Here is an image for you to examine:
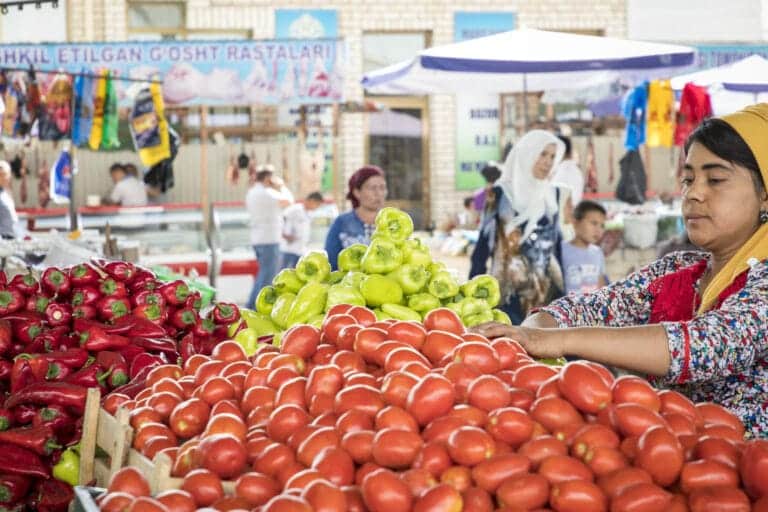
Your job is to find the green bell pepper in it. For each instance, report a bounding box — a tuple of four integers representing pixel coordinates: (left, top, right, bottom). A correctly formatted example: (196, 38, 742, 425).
(361, 238, 403, 274)
(234, 327, 259, 356)
(407, 293, 442, 313)
(493, 309, 512, 325)
(273, 269, 304, 294)
(381, 303, 422, 322)
(389, 264, 430, 295)
(461, 274, 501, 308)
(53, 446, 80, 486)
(428, 261, 447, 277)
(403, 238, 433, 266)
(255, 285, 279, 314)
(463, 309, 494, 327)
(338, 243, 367, 272)
(428, 270, 460, 299)
(287, 282, 329, 325)
(295, 251, 331, 283)
(342, 271, 367, 290)
(375, 207, 414, 243)
(326, 284, 366, 310)
(270, 292, 296, 329)
(327, 270, 346, 284)
(360, 274, 403, 307)
(241, 309, 280, 336)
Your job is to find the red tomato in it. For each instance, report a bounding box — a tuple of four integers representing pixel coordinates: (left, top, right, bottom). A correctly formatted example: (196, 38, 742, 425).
(508, 387, 536, 411)
(325, 303, 354, 317)
(695, 402, 745, 437)
(413, 484, 462, 512)
(233, 472, 280, 507)
(489, 338, 526, 370)
(422, 330, 464, 365)
(372, 341, 410, 367)
(663, 412, 697, 437)
(262, 494, 313, 512)
(335, 384, 385, 417)
(341, 430, 375, 464)
(519, 435, 568, 469)
(741, 440, 768, 499)
(169, 398, 210, 439)
(695, 437, 740, 470)
(346, 305, 377, 326)
(536, 374, 562, 399)
(400, 468, 437, 497)
(155, 489, 196, 512)
(754, 496, 768, 512)
(387, 321, 427, 350)
(413, 442, 452, 478)
(447, 404, 487, 427)
(470, 453, 530, 493)
(99, 492, 135, 512)
(381, 371, 419, 408)
(440, 466, 473, 493)
(133, 423, 177, 452)
(495, 473, 550, 510)
(312, 446, 356, 486)
(344, 372, 378, 388)
(442, 362, 481, 401)
(486, 407, 534, 448)
(361, 468, 414, 512)
(210, 399, 243, 419)
(198, 434, 247, 479)
(530, 396, 584, 433)
(142, 436, 177, 460)
(130, 406, 163, 430)
(700, 424, 743, 442)
(385, 347, 432, 374)
(466, 374, 510, 411)
(611, 375, 661, 412)
(614, 403, 666, 438)
(336, 325, 363, 352)
(297, 427, 341, 467)
(181, 469, 224, 507)
(658, 389, 698, 421)
(321, 313, 357, 345)
(281, 324, 321, 359)
(682, 459, 741, 494)
(275, 376, 308, 409)
(126, 497, 167, 512)
(146, 364, 183, 387)
(423, 308, 464, 335)
(538, 454, 593, 484)
(108, 467, 151, 497)
(304, 364, 344, 402)
(446, 426, 495, 466)
(608, 482, 671, 512)
(558, 361, 612, 414)
(584, 361, 615, 387)
(688, 486, 750, 512)
(635, 426, 684, 487)
(406, 374, 456, 426)
(584, 446, 628, 477)
(375, 406, 419, 432)
(211, 340, 248, 362)
(352, 327, 389, 362)
(461, 486, 494, 512)
(266, 404, 310, 443)
(285, 468, 324, 491)
(195, 377, 235, 406)
(450, 342, 500, 374)
(596, 467, 653, 499)
(254, 442, 296, 477)
(204, 413, 247, 442)
(336, 409, 375, 435)
(571, 424, 620, 459)
(152, 378, 184, 398)
(549, 480, 607, 512)
(371, 428, 423, 469)
(302, 479, 348, 512)
(512, 364, 558, 393)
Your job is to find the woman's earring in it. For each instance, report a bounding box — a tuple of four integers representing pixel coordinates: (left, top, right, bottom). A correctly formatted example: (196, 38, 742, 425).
(760, 210, 768, 224)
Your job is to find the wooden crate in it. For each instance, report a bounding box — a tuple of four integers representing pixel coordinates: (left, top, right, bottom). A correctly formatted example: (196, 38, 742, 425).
(82, 400, 133, 488)
(126, 450, 236, 495)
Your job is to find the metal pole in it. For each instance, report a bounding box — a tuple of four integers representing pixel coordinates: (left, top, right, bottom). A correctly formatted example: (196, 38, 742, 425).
(522, 73, 529, 132)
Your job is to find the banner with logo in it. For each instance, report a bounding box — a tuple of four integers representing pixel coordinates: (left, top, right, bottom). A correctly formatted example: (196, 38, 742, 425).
(454, 12, 515, 190)
(50, 147, 76, 204)
(0, 39, 345, 106)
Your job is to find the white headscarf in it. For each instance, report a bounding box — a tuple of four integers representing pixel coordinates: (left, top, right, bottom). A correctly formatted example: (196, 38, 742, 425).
(498, 130, 566, 242)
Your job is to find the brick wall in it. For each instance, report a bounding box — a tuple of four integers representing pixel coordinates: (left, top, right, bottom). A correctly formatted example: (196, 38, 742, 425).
(67, 0, 627, 223)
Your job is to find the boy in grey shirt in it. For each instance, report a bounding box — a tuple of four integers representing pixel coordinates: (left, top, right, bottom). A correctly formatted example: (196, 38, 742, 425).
(561, 200, 607, 295)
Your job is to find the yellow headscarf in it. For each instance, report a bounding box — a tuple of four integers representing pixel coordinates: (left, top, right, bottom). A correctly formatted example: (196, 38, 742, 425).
(698, 103, 768, 312)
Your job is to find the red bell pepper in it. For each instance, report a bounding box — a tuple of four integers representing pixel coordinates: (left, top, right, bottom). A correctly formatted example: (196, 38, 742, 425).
(0, 289, 24, 316)
(131, 336, 177, 357)
(117, 344, 145, 366)
(80, 326, 129, 351)
(129, 275, 158, 293)
(132, 303, 167, 325)
(171, 307, 197, 330)
(4, 381, 88, 415)
(0, 425, 60, 455)
(96, 351, 129, 388)
(0, 474, 30, 506)
(97, 296, 130, 321)
(132, 289, 166, 308)
(24, 294, 50, 315)
(129, 352, 165, 379)
(35, 478, 73, 512)
(211, 302, 239, 325)
(193, 317, 216, 338)
(185, 292, 203, 311)
(64, 363, 110, 390)
(159, 280, 190, 306)
(125, 315, 166, 338)
(72, 304, 97, 320)
(11, 318, 43, 346)
(99, 278, 127, 298)
(0, 409, 13, 431)
(44, 303, 72, 328)
(40, 268, 70, 296)
(12, 406, 36, 426)
(31, 405, 75, 437)
(0, 360, 11, 382)
(9, 359, 34, 394)
(73, 317, 133, 336)
(0, 319, 10, 356)
(104, 261, 136, 282)
(31, 348, 89, 369)
(70, 286, 100, 307)
(109, 364, 153, 399)
(8, 274, 38, 297)
(179, 332, 200, 363)
(68, 263, 100, 286)
(0, 442, 49, 478)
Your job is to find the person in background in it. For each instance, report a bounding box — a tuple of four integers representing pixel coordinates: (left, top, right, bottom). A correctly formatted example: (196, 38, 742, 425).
(325, 166, 387, 270)
(0, 161, 18, 230)
(104, 162, 148, 207)
(456, 196, 478, 229)
(280, 191, 325, 269)
(472, 162, 502, 215)
(561, 200, 607, 295)
(246, 166, 294, 308)
(551, 135, 585, 207)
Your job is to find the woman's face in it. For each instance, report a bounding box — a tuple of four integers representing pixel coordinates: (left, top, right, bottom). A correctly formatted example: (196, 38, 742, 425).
(354, 175, 387, 211)
(682, 142, 767, 254)
(532, 143, 557, 180)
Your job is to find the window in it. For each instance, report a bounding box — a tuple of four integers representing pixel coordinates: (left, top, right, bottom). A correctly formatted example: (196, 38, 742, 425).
(362, 32, 430, 74)
(0, 1, 67, 43)
(127, 1, 250, 41)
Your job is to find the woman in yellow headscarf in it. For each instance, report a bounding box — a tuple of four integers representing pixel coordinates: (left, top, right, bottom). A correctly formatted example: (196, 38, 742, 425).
(474, 103, 768, 437)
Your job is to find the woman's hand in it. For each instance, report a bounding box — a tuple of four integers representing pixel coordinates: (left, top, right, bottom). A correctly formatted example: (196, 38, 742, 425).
(471, 322, 566, 360)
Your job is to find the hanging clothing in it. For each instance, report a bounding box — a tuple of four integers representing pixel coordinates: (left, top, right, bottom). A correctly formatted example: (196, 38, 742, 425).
(646, 80, 675, 148)
(88, 70, 107, 150)
(584, 138, 598, 193)
(101, 72, 120, 149)
(615, 149, 647, 205)
(130, 83, 171, 168)
(674, 83, 712, 146)
(72, 72, 94, 146)
(39, 73, 72, 141)
(622, 82, 648, 150)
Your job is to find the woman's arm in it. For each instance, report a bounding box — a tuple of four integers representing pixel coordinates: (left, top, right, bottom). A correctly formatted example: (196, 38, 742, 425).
(473, 323, 671, 376)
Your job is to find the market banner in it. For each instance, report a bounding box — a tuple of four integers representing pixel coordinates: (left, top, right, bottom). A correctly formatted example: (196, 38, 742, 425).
(0, 39, 345, 106)
(453, 12, 515, 190)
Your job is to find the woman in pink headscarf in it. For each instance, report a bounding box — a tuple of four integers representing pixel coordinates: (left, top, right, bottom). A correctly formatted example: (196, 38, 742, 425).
(324, 166, 388, 270)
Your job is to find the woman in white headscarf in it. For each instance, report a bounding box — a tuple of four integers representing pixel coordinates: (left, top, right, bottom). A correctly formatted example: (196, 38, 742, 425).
(469, 130, 567, 323)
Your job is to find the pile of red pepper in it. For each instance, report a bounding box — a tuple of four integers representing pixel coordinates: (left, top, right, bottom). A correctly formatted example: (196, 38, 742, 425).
(0, 260, 239, 511)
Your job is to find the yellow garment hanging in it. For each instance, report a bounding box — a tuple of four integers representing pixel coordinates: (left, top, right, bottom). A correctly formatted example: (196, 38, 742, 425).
(699, 103, 768, 312)
(646, 80, 675, 148)
(88, 70, 107, 151)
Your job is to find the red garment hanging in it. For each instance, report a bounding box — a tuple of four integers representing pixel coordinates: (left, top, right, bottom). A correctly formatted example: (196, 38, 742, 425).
(674, 83, 712, 147)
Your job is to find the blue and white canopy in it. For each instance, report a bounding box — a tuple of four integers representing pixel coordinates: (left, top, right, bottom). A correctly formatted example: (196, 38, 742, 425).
(362, 29, 696, 95)
(671, 54, 768, 93)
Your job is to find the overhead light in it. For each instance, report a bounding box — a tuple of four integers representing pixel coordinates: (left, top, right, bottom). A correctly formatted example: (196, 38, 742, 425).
(51, 0, 58, 6)
(36, 2, 41, 8)
(0, 6, 8, 15)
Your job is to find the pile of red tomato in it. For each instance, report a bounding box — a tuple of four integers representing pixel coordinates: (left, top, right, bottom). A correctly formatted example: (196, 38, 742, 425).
(96, 305, 768, 512)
